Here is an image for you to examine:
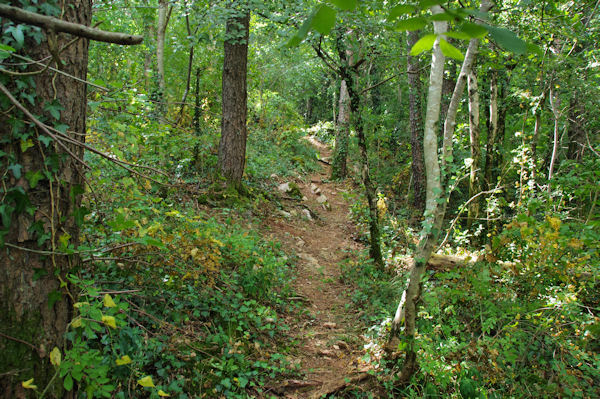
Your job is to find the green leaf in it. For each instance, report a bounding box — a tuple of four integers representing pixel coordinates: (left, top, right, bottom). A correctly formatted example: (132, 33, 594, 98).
(460, 22, 488, 38)
(445, 31, 471, 40)
(0, 43, 16, 53)
(439, 38, 464, 61)
(287, 10, 314, 47)
(394, 17, 427, 31)
(387, 5, 416, 21)
(526, 42, 543, 55)
(237, 376, 249, 388)
(20, 139, 34, 153)
(329, 0, 357, 11)
(8, 164, 22, 179)
(312, 5, 337, 35)
(486, 25, 526, 54)
(410, 34, 437, 56)
(63, 375, 73, 391)
(25, 170, 44, 189)
(12, 25, 24, 46)
(420, 0, 445, 8)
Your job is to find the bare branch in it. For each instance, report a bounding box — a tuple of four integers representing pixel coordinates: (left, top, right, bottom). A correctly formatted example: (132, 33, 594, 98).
(0, 4, 143, 45)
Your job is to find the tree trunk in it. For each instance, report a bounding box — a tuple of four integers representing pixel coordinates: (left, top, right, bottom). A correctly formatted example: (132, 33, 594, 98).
(467, 69, 482, 225)
(218, 4, 250, 190)
(548, 87, 561, 189)
(392, 7, 447, 382)
(484, 69, 499, 189)
(0, 1, 91, 397)
(156, 0, 169, 121)
(335, 32, 383, 268)
(331, 79, 350, 180)
(407, 30, 426, 213)
(567, 94, 585, 161)
(391, 1, 493, 383)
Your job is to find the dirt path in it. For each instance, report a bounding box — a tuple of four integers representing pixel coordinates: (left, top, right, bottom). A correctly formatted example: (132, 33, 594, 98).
(262, 138, 369, 398)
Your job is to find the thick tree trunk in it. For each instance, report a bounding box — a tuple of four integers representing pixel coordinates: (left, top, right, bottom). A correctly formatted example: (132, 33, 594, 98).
(218, 5, 250, 189)
(467, 69, 482, 225)
(0, 1, 91, 397)
(331, 79, 350, 180)
(407, 30, 426, 213)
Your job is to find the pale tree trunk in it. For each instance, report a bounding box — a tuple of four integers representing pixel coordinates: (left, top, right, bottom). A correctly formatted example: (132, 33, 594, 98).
(218, 4, 250, 189)
(331, 79, 350, 180)
(467, 69, 481, 225)
(0, 1, 91, 397)
(548, 87, 561, 189)
(407, 30, 426, 213)
(530, 89, 546, 184)
(484, 69, 498, 189)
(392, 5, 447, 383)
(391, 0, 494, 383)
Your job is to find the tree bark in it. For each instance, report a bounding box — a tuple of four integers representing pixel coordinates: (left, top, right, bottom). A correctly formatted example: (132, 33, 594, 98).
(407, 30, 426, 213)
(548, 87, 561, 189)
(567, 94, 585, 161)
(392, 7, 447, 382)
(331, 79, 350, 180)
(218, 4, 250, 189)
(335, 32, 384, 268)
(156, 0, 169, 121)
(467, 69, 482, 225)
(391, 1, 493, 383)
(0, 1, 91, 397)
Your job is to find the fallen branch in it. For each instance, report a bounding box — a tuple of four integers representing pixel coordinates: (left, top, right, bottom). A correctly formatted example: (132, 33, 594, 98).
(0, 4, 143, 45)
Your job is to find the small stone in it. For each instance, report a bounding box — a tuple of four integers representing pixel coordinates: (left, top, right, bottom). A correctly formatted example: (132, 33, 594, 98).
(278, 182, 291, 193)
(323, 322, 337, 329)
(301, 209, 312, 220)
(270, 173, 279, 179)
(278, 210, 291, 218)
(316, 194, 328, 204)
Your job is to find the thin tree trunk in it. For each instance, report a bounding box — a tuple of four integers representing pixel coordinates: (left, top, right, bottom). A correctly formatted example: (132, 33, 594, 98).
(0, 1, 91, 397)
(548, 87, 561, 189)
(156, 0, 170, 121)
(467, 69, 482, 225)
(391, 1, 493, 383)
(331, 79, 350, 179)
(484, 69, 498, 189)
(218, 5, 250, 189)
(176, 13, 195, 125)
(567, 93, 585, 161)
(393, 6, 447, 381)
(335, 32, 384, 268)
(407, 30, 426, 212)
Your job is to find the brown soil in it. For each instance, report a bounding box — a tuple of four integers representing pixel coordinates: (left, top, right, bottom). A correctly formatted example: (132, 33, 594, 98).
(260, 138, 371, 398)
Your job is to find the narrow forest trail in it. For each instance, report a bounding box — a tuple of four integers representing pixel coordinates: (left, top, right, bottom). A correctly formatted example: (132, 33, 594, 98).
(261, 137, 372, 398)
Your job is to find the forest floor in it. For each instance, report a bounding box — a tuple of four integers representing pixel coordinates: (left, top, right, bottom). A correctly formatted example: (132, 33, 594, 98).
(260, 137, 375, 398)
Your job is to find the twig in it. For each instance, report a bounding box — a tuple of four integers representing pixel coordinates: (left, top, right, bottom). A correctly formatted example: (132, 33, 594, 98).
(0, 331, 39, 352)
(5, 52, 109, 91)
(438, 186, 504, 248)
